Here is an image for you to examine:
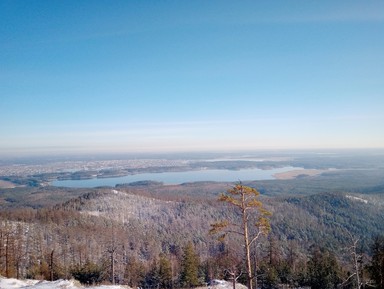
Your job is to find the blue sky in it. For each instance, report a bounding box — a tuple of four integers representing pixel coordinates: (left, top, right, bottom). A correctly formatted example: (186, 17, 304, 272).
(1, 0, 384, 156)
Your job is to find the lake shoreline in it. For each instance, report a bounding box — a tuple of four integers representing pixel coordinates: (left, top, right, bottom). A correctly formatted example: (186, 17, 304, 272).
(273, 169, 326, 180)
(51, 166, 304, 188)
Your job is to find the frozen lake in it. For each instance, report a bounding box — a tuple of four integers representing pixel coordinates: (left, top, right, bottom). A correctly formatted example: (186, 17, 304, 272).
(52, 166, 302, 188)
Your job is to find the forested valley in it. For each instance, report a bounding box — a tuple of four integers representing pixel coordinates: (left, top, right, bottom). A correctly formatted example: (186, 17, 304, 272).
(1, 165, 384, 289)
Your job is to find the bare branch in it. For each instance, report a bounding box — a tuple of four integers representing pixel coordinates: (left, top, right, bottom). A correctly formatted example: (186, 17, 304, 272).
(249, 231, 262, 247)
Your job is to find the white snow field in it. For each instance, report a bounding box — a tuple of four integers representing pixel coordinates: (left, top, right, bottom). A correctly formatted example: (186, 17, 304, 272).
(0, 277, 245, 289)
(0, 277, 129, 289)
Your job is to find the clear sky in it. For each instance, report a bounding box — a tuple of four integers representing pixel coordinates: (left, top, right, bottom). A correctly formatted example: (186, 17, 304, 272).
(1, 0, 384, 156)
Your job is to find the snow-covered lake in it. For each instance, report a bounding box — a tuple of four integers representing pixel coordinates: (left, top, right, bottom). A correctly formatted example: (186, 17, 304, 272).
(52, 166, 302, 188)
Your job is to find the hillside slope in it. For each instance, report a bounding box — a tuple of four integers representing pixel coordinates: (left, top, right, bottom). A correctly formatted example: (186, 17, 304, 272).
(1, 185, 383, 286)
(56, 187, 384, 255)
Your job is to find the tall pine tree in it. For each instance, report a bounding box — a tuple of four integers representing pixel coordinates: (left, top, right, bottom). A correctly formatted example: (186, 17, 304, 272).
(210, 183, 271, 289)
(159, 253, 173, 289)
(180, 242, 200, 288)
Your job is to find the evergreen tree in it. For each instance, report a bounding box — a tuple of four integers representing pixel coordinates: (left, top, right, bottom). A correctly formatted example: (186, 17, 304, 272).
(307, 247, 341, 289)
(368, 235, 384, 289)
(210, 183, 271, 289)
(180, 242, 200, 288)
(159, 253, 173, 289)
(124, 256, 145, 288)
(144, 259, 160, 289)
(70, 260, 103, 285)
(258, 262, 279, 289)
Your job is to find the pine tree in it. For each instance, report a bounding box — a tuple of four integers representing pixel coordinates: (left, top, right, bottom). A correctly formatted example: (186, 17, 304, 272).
(307, 247, 341, 289)
(124, 256, 145, 288)
(159, 253, 173, 289)
(368, 235, 384, 289)
(210, 183, 271, 289)
(180, 242, 200, 288)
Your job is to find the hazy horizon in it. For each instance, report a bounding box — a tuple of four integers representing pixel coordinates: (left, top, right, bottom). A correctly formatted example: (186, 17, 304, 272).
(1, 147, 384, 161)
(1, 1, 383, 156)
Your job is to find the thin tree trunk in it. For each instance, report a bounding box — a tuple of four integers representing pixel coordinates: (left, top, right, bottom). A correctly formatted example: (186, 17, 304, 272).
(254, 246, 258, 289)
(5, 233, 10, 278)
(50, 250, 54, 281)
(242, 193, 253, 289)
(111, 249, 115, 285)
(352, 243, 360, 289)
(233, 275, 236, 289)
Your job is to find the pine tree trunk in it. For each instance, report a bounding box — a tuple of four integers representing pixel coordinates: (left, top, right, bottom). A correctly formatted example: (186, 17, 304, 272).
(244, 230, 252, 289)
(50, 250, 54, 281)
(242, 194, 253, 289)
(5, 233, 11, 278)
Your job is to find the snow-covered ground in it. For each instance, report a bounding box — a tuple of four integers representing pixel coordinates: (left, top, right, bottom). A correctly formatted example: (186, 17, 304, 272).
(346, 194, 368, 204)
(0, 277, 129, 289)
(0, 277, 245, 289)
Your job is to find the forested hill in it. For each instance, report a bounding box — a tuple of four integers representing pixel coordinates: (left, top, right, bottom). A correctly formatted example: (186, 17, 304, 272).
(1, 183, 383, 286)
(55, 187, 384, 254)
(270, 192, 384, 251)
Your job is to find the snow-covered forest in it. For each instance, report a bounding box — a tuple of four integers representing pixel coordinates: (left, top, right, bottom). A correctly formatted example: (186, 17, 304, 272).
(1, 182, 384, 288)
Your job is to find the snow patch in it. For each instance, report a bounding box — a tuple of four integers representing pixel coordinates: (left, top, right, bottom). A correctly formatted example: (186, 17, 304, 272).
(111, 190, 128, 197)
(0, 277, 129, 289)
(0, 277, 244, 289)
(23, 279, 79, 289)
(85, 210, 101, 217)
(204, 280, 248, 289)
(86, 285, 130, 289)
(0, 277, 39, 288)
(346, 195, 368, 204)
